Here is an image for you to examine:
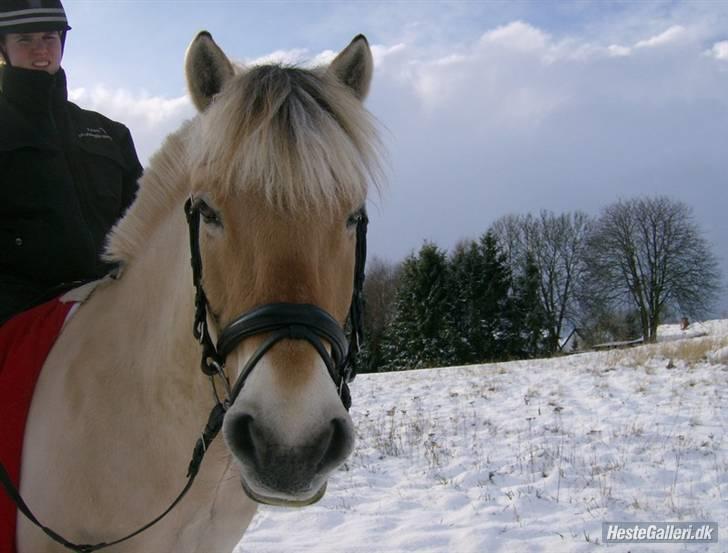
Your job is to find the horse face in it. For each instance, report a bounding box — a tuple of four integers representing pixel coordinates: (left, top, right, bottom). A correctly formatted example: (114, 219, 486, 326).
(207, 197, 358, 506)
(185, 32, 376, 507)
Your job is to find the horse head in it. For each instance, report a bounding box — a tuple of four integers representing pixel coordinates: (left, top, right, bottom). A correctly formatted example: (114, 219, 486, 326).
(182, 32, 380, 507)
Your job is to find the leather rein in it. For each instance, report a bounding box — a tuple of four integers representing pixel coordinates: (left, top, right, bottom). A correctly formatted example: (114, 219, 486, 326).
(0, 198, 368, 552)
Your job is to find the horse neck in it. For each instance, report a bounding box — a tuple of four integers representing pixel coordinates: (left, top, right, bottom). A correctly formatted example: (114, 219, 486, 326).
(40, 204, 257, 550)
(105, 203, 211, 433)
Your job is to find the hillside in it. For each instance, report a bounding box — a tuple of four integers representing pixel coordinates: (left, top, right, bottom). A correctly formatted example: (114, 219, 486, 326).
(237, 321, 728, 552)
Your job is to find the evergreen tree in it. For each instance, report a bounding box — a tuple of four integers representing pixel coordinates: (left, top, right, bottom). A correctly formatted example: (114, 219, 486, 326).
(448, 232, 515, 363)
(477, 231, 512, 361)
(358, 258, 401, 373)
(380, 242, 455, 370)
(508, 252, 548, 356)
(449, 240, 484, 364)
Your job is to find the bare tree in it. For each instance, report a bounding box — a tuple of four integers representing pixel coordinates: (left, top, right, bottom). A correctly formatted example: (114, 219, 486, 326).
(361, 256, 401, 372)
(531, 211, 592, 351)
(490, 213, 529, 272)
(491, 211, 592, 352)
(585, 196, 720, 342)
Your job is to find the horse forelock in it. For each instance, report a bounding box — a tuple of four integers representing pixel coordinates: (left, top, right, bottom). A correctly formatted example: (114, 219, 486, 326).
(105, 62, 383, 266)
(189, 64, 382, 213)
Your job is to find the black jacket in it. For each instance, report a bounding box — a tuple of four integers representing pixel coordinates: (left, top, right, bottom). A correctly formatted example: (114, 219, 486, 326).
(0, 66, 142, 323)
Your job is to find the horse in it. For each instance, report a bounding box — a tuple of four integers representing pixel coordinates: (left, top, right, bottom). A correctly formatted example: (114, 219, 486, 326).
(15, 31, 382, 552)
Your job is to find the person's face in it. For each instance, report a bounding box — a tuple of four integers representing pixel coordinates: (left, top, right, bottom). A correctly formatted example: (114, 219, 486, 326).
(3, 31, 62, 74)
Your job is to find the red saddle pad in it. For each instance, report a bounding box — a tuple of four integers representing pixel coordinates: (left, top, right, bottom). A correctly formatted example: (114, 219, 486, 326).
(0, 298, 74, 553)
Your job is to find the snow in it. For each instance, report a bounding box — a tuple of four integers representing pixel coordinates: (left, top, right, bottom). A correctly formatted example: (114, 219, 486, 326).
(657, 320, 728, 343)
(235, 320, 728, 552)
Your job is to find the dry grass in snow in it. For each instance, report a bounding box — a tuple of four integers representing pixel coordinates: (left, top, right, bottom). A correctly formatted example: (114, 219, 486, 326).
(238, 321, 728, 552)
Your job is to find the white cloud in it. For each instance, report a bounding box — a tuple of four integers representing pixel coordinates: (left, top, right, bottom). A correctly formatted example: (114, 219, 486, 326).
(69, 86, 194, 163)
(608, 44, 631, 57)
(69, 86, 192, 129)
(370, 18, 728, 125)
(308, 49, 337, 67)
(243, 45, 401, 69)
(480, 21, 549, 52)
(634, 25, 686, 49)
(473, 21, 695, 65)
(557, 25, 696, 64)
(244, 48, 310, 67)
(706, 40, 728, 60)
(431, 53, 467, 67)
(384, 22, 580, 120)
(371, 43, 407, 66)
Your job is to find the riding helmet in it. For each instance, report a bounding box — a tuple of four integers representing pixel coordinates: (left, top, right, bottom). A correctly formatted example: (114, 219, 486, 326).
(0, 0, 71, 34)
(0, 0, 71, 64)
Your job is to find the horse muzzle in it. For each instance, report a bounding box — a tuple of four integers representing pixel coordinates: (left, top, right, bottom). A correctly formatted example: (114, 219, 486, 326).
(224, 412, 354, 507)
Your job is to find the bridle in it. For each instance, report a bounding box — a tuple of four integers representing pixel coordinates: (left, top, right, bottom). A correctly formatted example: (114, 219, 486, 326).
(185, 196, 368, 412)
(0, 198, 369, 552)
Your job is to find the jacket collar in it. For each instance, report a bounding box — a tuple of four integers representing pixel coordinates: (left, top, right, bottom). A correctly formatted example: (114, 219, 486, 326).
(0, 66, 68, 119)
(0, 67, 70, 151)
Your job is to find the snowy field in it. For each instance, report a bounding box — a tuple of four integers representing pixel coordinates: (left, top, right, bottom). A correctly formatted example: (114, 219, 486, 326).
(236, 321, 728, 552)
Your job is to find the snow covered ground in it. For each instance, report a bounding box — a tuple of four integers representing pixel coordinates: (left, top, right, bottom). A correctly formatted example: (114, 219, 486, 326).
(236, 321, 728, 552)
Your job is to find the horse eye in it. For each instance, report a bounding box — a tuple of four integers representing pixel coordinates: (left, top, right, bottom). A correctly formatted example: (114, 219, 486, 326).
(346, 211, 362, 229)
(197, 200, 222, 227)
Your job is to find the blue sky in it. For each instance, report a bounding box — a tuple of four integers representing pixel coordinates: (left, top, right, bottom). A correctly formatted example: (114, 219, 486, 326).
(59, 1, 728, 313)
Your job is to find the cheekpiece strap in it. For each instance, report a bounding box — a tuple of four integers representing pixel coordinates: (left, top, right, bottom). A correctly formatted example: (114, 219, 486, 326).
(185, 198, 224, 376)
(345, 209, 368, 382)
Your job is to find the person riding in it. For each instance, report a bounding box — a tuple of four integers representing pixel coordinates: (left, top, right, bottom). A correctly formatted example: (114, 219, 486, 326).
(0, 0, 142, 325)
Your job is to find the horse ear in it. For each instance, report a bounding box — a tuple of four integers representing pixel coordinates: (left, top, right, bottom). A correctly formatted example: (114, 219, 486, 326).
(327, 34, 373, 101)
(185, 31, 235, 112)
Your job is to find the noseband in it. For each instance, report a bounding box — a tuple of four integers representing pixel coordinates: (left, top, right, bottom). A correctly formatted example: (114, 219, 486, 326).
(184, 197, 368, 412)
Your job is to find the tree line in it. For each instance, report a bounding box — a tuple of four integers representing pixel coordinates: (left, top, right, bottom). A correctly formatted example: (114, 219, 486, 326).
(358, 196, 721, 372)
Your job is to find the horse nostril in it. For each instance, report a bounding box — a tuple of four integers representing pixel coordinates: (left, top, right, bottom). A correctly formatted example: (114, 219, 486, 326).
(317, 417, 353, 474)
(226, 414, 260, 468)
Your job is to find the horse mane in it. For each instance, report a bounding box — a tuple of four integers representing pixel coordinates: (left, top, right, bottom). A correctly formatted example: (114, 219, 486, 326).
(104, 124, 190, 265)
(105, 63, 383, 265)
(192, 64, 382, 210)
